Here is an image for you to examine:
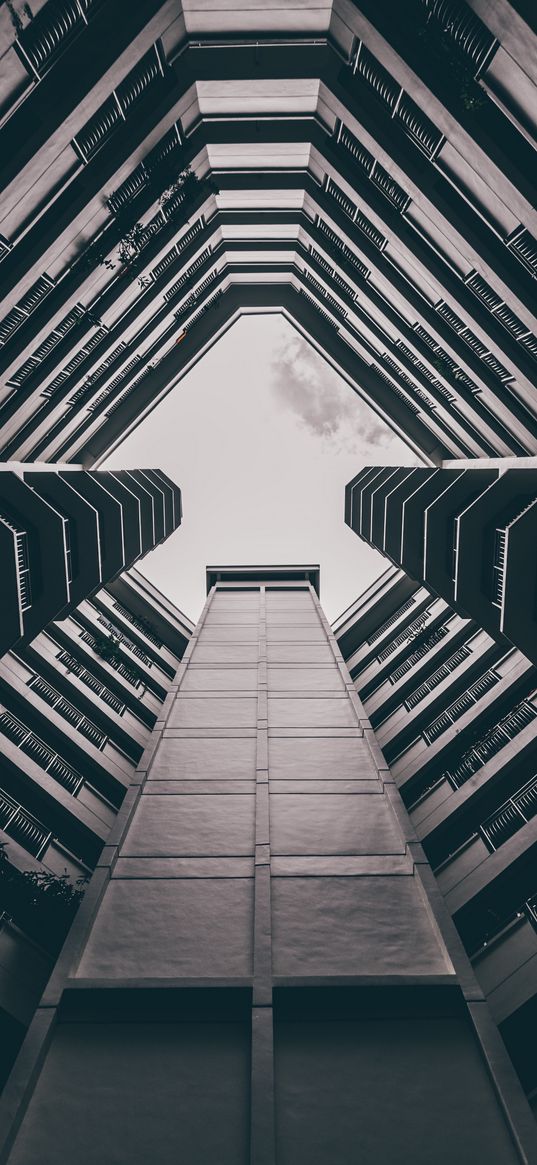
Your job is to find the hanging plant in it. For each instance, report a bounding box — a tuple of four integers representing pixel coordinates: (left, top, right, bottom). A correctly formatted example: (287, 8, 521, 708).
(0, 843, 87, 956)
(116, 223, 146, 266)
(92, 632, 124, 664)
(158, 166, 200, 209)
(416, 14, 487, 114)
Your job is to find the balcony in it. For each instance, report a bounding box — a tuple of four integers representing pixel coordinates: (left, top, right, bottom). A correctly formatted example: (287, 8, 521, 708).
(78, 629, 144, 688)
(27, 675, 107, 750)
(0, 788, 51, 859)
(72, 45, 165, 164)
(0, 515, 32, 613)
(480, 774, 537, 851)
(15, 0, 103, 80)
(388, 625, 450, 683)
(434, 774, 537, 898)
(404, 644, 472, 710)
(95, 614, 152, 666)
(439, 698, 537, 790)
(471, 895, 537, 1025)
(0, 705, 119, 836)
(110, 600, 162, 648)
(55, 649, 125, 713)
(422, 669, 501, 745)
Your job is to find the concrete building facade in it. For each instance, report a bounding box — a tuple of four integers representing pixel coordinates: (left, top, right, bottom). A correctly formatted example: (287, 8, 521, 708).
(0, 0, 535, 470)
(334, 566, 537, 1125)
(0, 567, 192, 1092)
(0, 464, 182, 657)
(0, 0, 536, 1156)
(345, 459, 537, 663)
(0, 566, 535, 1164)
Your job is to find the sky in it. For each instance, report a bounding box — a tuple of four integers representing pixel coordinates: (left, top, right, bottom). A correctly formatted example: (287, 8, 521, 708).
(102, 315, 420, 624)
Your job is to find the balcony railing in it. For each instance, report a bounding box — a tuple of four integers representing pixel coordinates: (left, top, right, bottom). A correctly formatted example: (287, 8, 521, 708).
(0, 513, 32, 612)
(480, 773, 537, 851)
(422, 669, 500, 744)
(491, 498, 537, 608)
(55, 650, 125, 713)
(15, 0, 103, 80)
(367, 596, 417, 645)
(491, 528, 507, 609)
(377, 608, 437, 663)
(72, 45, 165, 163)
(95, 615, 152, 666)
(420, 0, 498, 76)
(388, 625, 449, 683)
(352, 42, 445, 160)
(78, 631, 143, 688)
(335, 122, 411, 214)
(404, 644, 471, 709)
(0, 787, 51, 859)
(470, 891, 537, 959)
(0, 708, 84, 796)
(27, 675, 107, 749)
(111, 601, 163, 648)
(440, 697, 537, 789)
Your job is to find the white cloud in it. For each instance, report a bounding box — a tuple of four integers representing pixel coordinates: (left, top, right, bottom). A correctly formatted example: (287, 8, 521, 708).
(269, 331, 396, 453)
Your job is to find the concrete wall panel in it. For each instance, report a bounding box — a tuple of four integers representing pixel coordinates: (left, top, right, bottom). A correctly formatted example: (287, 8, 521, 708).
(10, 1022, 250, 1165)
(274, 1017, 519, 1165)
(78, 877, 254, 978)
(147, 736, 256, 780)
(272, 875, 450, 976)
(122, 794, 256, 856)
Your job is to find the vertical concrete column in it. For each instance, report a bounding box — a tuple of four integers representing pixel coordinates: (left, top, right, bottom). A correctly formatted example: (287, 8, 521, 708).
(251, 585, 276, 1165)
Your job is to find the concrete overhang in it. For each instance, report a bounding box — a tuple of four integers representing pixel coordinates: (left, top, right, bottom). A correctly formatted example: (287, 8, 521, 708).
(361, 468, 398, 545)
(423, 469, 499, 608)
(67, 472, 126, 582)
(384, 468, 436, 569)
(23, 471, 102, 614)
(206, 564, 320, 594)
(455, 469, 537, 650)
(103, 473, 144, 563)
(139, 470, 177, 537)
(0, 472, 69, 650)
(372, 467, 419, 558)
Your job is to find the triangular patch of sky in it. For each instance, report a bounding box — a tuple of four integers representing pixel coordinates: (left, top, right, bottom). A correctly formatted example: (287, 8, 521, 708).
(102, 315, 420, 623)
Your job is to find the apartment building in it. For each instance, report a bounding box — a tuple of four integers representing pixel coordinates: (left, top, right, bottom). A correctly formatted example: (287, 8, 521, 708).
(0, 567, 193, 1090)
(0, 0, 536, 1157)
(345, 459, 537, 662)
(0, 0, 534, 471)
(0, 464, 182, 656)
(0, 566, 535, 1165)
(334, 566, 537, 1118)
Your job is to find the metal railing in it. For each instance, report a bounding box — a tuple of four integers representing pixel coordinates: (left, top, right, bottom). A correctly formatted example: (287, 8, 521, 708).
(0, 514, 32, 612)
(28, 675, 107, 749)
(420, 0, 498, 76)
(388, 625, 449, 683)
(470, 891, 537, 959)
(423, 669, 500, 743)
(377, 609, 436, 662)
(0, 787, 51, 859)
(491, 528, 507, 609)
(56, 650, 125, 713)
(441, 698, 537, 789)
(111, 602, 163, 648)
(480, 774, 537, 851)
(14, 0, 103, 80)
(79, 631, 143, 688)
(0, 709, 84, 796)
(95, 615, 152, 666)
(404, 645, 471, 709)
